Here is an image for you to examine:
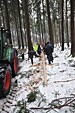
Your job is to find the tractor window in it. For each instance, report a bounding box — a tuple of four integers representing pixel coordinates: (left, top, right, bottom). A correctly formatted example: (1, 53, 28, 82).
(7, 38, 10, 45)
(3, 32, 11, 60)
(3, 33, 10, 46)
(3, 33, 6, 46)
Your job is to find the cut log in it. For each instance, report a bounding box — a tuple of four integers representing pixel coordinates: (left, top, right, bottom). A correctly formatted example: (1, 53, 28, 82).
(42, 52, 47, 85)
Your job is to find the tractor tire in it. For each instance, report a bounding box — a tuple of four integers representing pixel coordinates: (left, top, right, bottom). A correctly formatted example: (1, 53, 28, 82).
(11, 53, 18, 78)
(0, 65, 11, 98)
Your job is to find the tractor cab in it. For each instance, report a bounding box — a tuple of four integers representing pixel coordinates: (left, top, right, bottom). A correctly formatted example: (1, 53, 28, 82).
(0, 27, 11, 61)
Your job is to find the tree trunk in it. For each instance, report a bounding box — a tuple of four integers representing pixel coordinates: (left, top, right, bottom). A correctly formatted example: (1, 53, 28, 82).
(23, 11, 27, 47)
(66, 0, 69, 47)
(3, 0, 12, 44)
(54, 20, 57, 44)
(11, 0, 21, 49)
(0, 14, 1, 26)
(17, 0, 24, 49)
(0, 1, 1, 26)
(71, 0, 75, 56)
(42, 0, 46, 43)
(61, 0, 64, 51)
(59, 23, 62, 45)
(3, 0, 10, 30)
(22, 2, 27, 47)
(36, 9, 41, 44)
(0, 3, 5, 27)
(24, 0, 32, 51)
(46, 0, 54, 45)
(40, 12, 42, 44)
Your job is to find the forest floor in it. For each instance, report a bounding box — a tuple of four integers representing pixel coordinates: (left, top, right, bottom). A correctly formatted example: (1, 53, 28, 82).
(0, 44, 75, 113)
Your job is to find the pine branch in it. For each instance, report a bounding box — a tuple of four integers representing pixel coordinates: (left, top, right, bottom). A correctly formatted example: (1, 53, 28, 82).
(30, 96, 75, 110)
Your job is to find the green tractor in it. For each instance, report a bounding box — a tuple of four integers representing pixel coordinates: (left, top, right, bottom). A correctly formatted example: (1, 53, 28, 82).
(0, 27, 18, 98)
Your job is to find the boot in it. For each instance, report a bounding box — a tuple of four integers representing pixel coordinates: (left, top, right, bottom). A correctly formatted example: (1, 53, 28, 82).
(49, 60, 51, 64)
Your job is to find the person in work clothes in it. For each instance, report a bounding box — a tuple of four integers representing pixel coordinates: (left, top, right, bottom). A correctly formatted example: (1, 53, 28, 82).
(28, 44, 39, 65)
(37, 44, 41, 55)
(28, 49, 36, 65)
(33, 44, 40, 57)
(44, 42, 53, 64)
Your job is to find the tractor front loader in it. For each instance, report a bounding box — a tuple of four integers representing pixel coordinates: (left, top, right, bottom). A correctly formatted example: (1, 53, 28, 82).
(0, 27, 18, 98)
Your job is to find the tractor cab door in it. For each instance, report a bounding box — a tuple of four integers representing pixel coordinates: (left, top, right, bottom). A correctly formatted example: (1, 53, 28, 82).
(3, 31, 11, 61)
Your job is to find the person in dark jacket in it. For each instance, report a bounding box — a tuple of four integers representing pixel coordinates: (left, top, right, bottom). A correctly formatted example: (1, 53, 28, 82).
(28, 50, 36, 65)
(37, 44, 41, 55)
(44, 42, 53, 64)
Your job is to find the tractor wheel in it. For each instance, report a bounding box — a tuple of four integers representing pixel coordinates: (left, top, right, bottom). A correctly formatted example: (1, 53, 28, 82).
(12, 53, 18, 77)
(0, 65, 11, 98)
(14, 55, 17, 73)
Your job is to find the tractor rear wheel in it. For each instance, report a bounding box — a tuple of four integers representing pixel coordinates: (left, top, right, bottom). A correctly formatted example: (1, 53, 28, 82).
(14, 55, 17, 73)
(0, 65, 11, 98)
(11, 53, 18, 77)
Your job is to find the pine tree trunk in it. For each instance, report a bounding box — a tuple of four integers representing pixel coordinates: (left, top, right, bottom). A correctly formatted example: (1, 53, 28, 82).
(58, 3, 62, 45)
(1, 4, 5, 27)
(54, 21, 57, 44)
(3, 0, 10, 29)
(35, 27, 38, 42)
(71, 0, 75, 56)
(46, 0, 54, 45)
(14, 14, 21, 49)
(0, 15, 1, 26)
(0, 1, 1, 26)
(66, 0, 69, 47)
(22, 3, 27, 47)
(23, 11, 27, 47)
(36, 9, 41, 44)
(61, 0, 64, 51)
(40, 12, 42, 44)
(24, 0, 32, 51)
(17, 0, 24, 49)
(42, 0, 46, 43)
(59, 23, 62, 45)
(11, 0, 21, 49)
(3, 0, 12, 44)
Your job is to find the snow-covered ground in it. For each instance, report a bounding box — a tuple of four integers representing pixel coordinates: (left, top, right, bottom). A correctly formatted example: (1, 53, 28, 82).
(10, 44, 75, 113)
